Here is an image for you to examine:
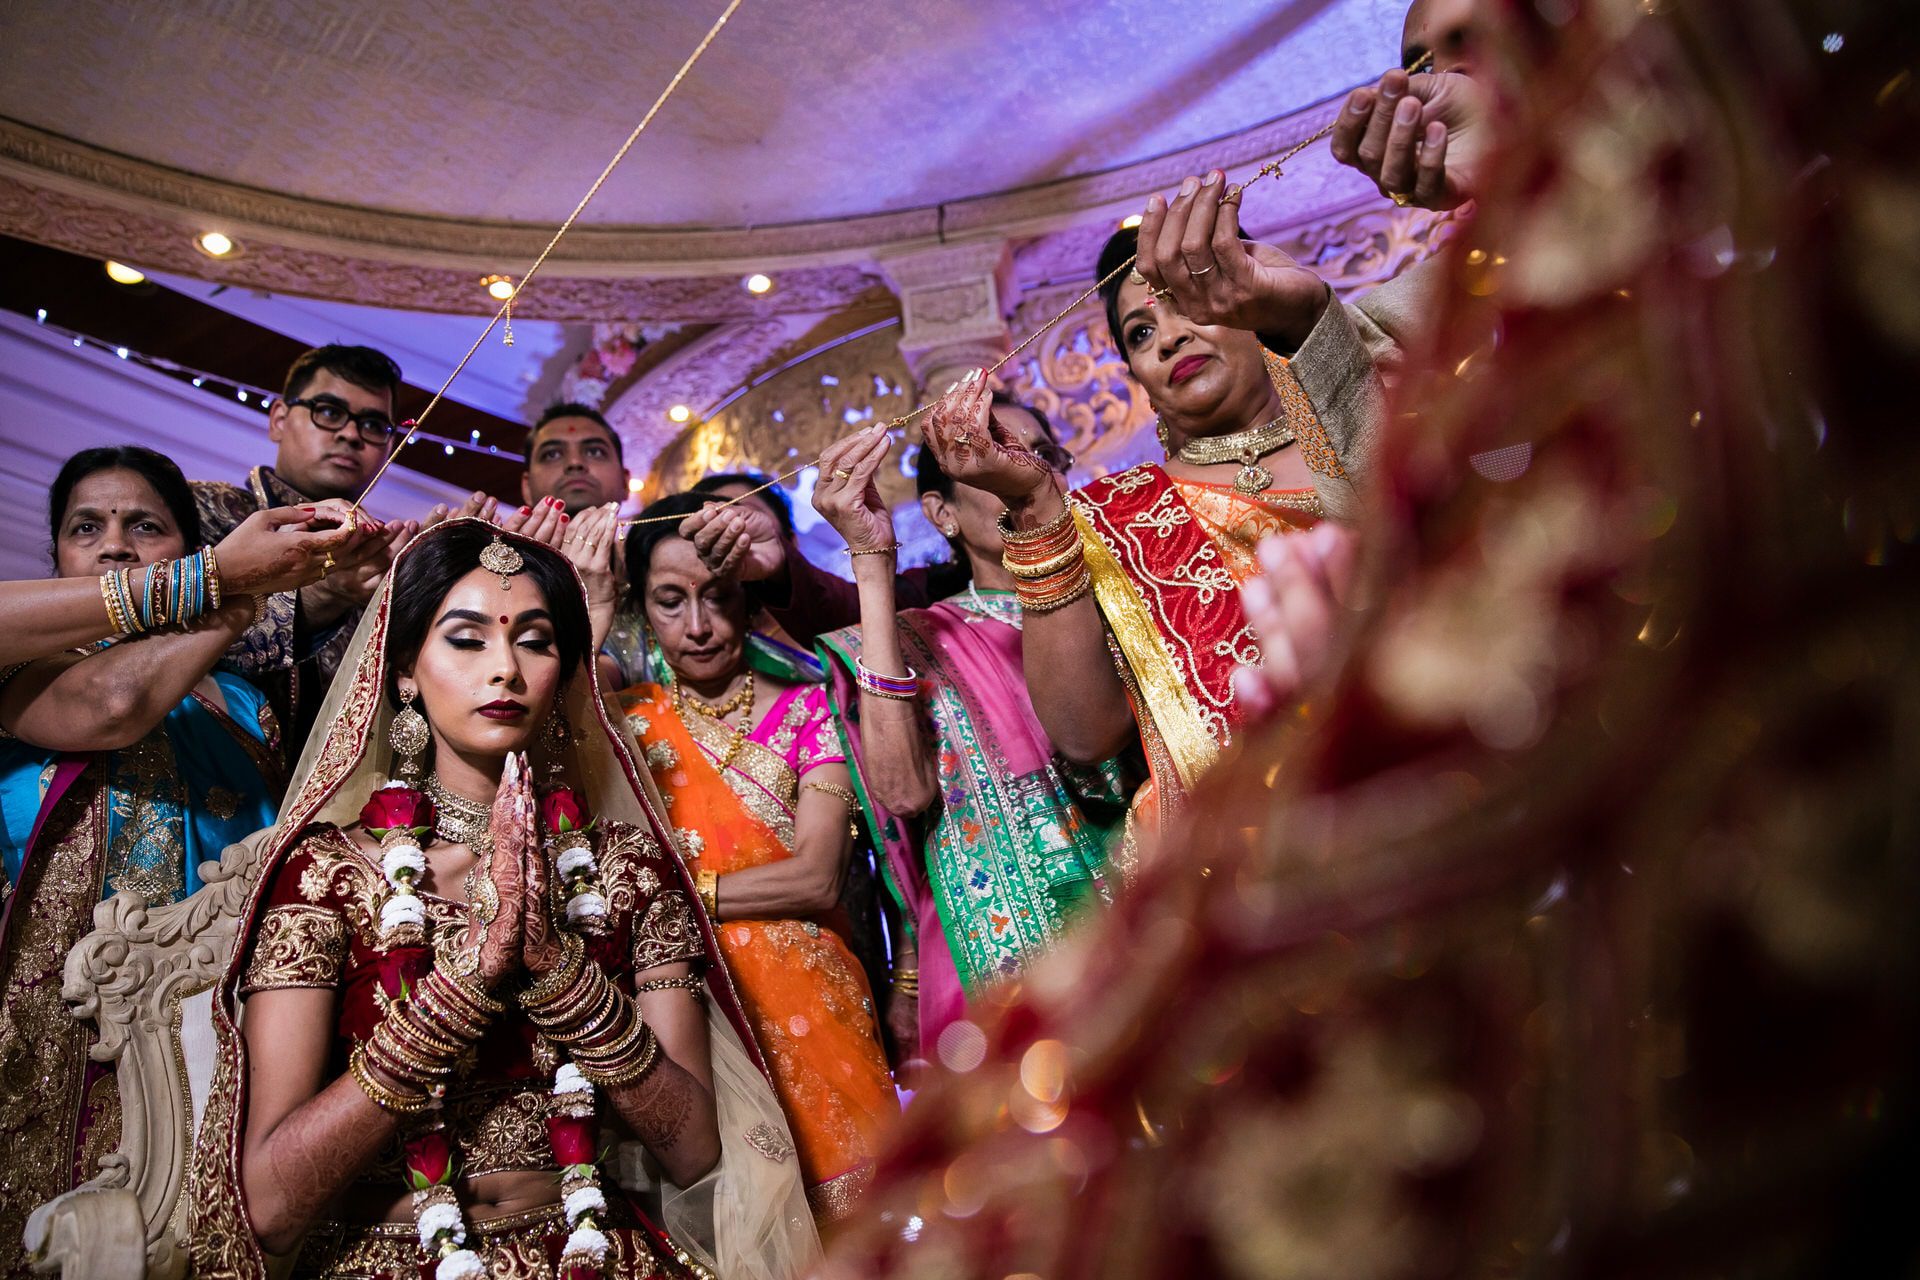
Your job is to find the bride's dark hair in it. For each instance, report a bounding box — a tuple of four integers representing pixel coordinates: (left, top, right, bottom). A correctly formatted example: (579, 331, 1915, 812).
(384, 522, 594, 702)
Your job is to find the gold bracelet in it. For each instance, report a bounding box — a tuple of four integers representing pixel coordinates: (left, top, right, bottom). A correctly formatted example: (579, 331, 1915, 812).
(578, 1023, 661, 1087)
(802, 780, 859, 808)
(636, 974, 706, 996)
(350, 1044, 435, 1115)
(518, 932, 587, 1009)
(997, 501, 1074, 548)
(848, 545, 899, 557)
(1016, 567, 1093, 614)
(99, 571, 130, 636)
(696, 869, 719, 922)
(201, 544, 223, 611)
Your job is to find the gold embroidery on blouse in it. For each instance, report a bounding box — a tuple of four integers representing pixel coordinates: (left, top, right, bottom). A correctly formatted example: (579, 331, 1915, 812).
(634, 891, 703, 970)
(240, 904, 347, 992)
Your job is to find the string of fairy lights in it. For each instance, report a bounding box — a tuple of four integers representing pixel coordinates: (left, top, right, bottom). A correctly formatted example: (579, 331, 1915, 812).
(14, 305, 523, 464)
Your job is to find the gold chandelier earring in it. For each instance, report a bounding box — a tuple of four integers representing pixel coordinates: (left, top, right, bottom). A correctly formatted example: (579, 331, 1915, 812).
(389, 687, 430, 781)
(1155, 418, 1172, 455)
(542, 698, 573, 783)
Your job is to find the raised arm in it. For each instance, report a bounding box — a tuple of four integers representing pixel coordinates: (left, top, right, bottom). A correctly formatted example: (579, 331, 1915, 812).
(920, 376, 1136, 764)
(813, 430, 941, 816)
(0, 502, 360, 667)
(0, 597, 256, 750)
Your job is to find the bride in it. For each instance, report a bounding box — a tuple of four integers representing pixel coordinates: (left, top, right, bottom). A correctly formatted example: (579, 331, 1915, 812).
(186, 518, 818, 1280)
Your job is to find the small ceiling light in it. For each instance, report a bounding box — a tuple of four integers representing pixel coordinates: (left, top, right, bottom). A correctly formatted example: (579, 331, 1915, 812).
(1120, 213, 1144, 229)
(195, 231, 237, 258)
(1821, 31, 1844, 52)
(628, 476, 646, 493)
(237, 390, 249, 403)
(115, 346, 130, 359)
(104, 260, 145, 285)
(481, 274, 516, 301)
(35, 308, 47, 323)
(742, 273, 774, 295)
(668, 404, 692, 423)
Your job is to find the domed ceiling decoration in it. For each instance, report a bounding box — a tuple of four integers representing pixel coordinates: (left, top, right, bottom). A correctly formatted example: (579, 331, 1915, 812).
(0, 0, 1443, 497)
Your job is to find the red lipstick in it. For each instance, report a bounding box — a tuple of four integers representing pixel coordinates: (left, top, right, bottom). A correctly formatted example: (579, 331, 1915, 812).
(1169, 354, 1211, 385)
(478, 700, 528, 720)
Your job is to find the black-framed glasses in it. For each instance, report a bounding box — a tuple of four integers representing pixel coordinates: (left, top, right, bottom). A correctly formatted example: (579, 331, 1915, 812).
(286, 395, 396, 448)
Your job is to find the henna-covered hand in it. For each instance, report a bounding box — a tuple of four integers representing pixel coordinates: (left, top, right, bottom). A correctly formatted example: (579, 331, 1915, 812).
(519, 800, 566, 979)
(920, 370, 1055, 508)
(465, 752, 531, 989)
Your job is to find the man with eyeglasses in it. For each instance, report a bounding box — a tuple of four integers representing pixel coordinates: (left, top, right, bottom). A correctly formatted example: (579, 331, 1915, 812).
(192, 343, 415, 753)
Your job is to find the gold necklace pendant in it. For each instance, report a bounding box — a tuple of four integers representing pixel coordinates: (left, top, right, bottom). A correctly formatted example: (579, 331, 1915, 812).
(1234, 456, 1274, 495)
(1178, 414, 1296, 492)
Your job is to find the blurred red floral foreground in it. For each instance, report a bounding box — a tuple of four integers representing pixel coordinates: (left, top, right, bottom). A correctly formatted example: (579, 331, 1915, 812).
(826, 0, 1920, 1276)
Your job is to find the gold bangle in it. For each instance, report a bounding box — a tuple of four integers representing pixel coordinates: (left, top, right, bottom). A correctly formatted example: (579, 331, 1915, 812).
(1002, 545, 1085, 580)
(802, 780, 858, 808)
(696, 870, 719, 922)
(350, 1044, 435, 1114)
(202, 544, 223, 611)
(997, 501, 1074, 547)
(847, 545, 899, 557)
(578, 1024, 661, 1087)
(1016, 568, 1093, 614)
(518, 932, 588, 1009)
(635, 974, 706, 996)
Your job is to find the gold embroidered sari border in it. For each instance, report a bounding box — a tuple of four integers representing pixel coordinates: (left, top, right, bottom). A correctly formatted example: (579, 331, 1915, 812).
(1071, 504, 1219, 792)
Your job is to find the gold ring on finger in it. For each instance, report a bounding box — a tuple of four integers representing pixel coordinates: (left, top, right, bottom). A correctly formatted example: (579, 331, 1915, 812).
(322, 553, 336, 574)
(832, 468, 852, 480)
(1186, 262, 1216, 278)
(1391, 191, 1412, 207)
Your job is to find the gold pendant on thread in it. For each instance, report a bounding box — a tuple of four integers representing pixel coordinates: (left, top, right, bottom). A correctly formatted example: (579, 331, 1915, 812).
(1234, 461, 1273, 495)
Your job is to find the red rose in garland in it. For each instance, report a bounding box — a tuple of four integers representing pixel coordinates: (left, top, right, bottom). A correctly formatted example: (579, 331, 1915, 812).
(540, 786, 595, 835)
(361, 783, 435, 840)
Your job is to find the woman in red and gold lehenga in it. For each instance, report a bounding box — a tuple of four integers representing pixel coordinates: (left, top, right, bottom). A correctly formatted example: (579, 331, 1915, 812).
(188, 519, 819, 1280)
(920, 224, 1340, 855)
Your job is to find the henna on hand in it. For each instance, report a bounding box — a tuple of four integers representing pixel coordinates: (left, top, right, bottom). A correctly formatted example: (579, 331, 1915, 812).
(520, 812, 564, 978)
(473, 753, 533, 987)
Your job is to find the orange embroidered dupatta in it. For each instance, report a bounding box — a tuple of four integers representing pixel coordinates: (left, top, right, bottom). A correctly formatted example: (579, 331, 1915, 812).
(618, 684, 896, 1222)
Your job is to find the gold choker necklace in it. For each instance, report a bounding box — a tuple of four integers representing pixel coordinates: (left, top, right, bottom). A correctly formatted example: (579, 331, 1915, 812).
(426, 775, 494, 856)
(1176, 414, 1297, 495)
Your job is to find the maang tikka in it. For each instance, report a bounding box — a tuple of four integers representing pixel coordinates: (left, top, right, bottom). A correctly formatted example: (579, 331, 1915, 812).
(479, 533, 525, 590)
(389, 688, 430, 781)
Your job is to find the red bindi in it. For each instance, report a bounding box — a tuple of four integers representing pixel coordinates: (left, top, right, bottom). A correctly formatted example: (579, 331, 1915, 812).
(498, 615, 510, 624)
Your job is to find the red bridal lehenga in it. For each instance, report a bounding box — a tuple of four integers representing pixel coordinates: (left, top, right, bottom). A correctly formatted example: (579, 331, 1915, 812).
(187, 521, 821, 1280)
(823, 1, 1920, 1276)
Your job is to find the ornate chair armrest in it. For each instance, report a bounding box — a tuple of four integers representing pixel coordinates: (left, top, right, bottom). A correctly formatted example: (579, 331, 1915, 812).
(22, 1187, 158, 1279)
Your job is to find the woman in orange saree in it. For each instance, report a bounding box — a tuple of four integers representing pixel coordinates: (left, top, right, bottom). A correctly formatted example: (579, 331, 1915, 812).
(616, 493, 896, 1225)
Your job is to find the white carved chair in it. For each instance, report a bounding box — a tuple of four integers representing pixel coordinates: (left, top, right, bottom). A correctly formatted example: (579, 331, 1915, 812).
(24, 837, 265, 1278)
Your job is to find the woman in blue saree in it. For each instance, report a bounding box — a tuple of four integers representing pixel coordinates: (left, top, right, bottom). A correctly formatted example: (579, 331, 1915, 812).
(0, 447, 282, 1277)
